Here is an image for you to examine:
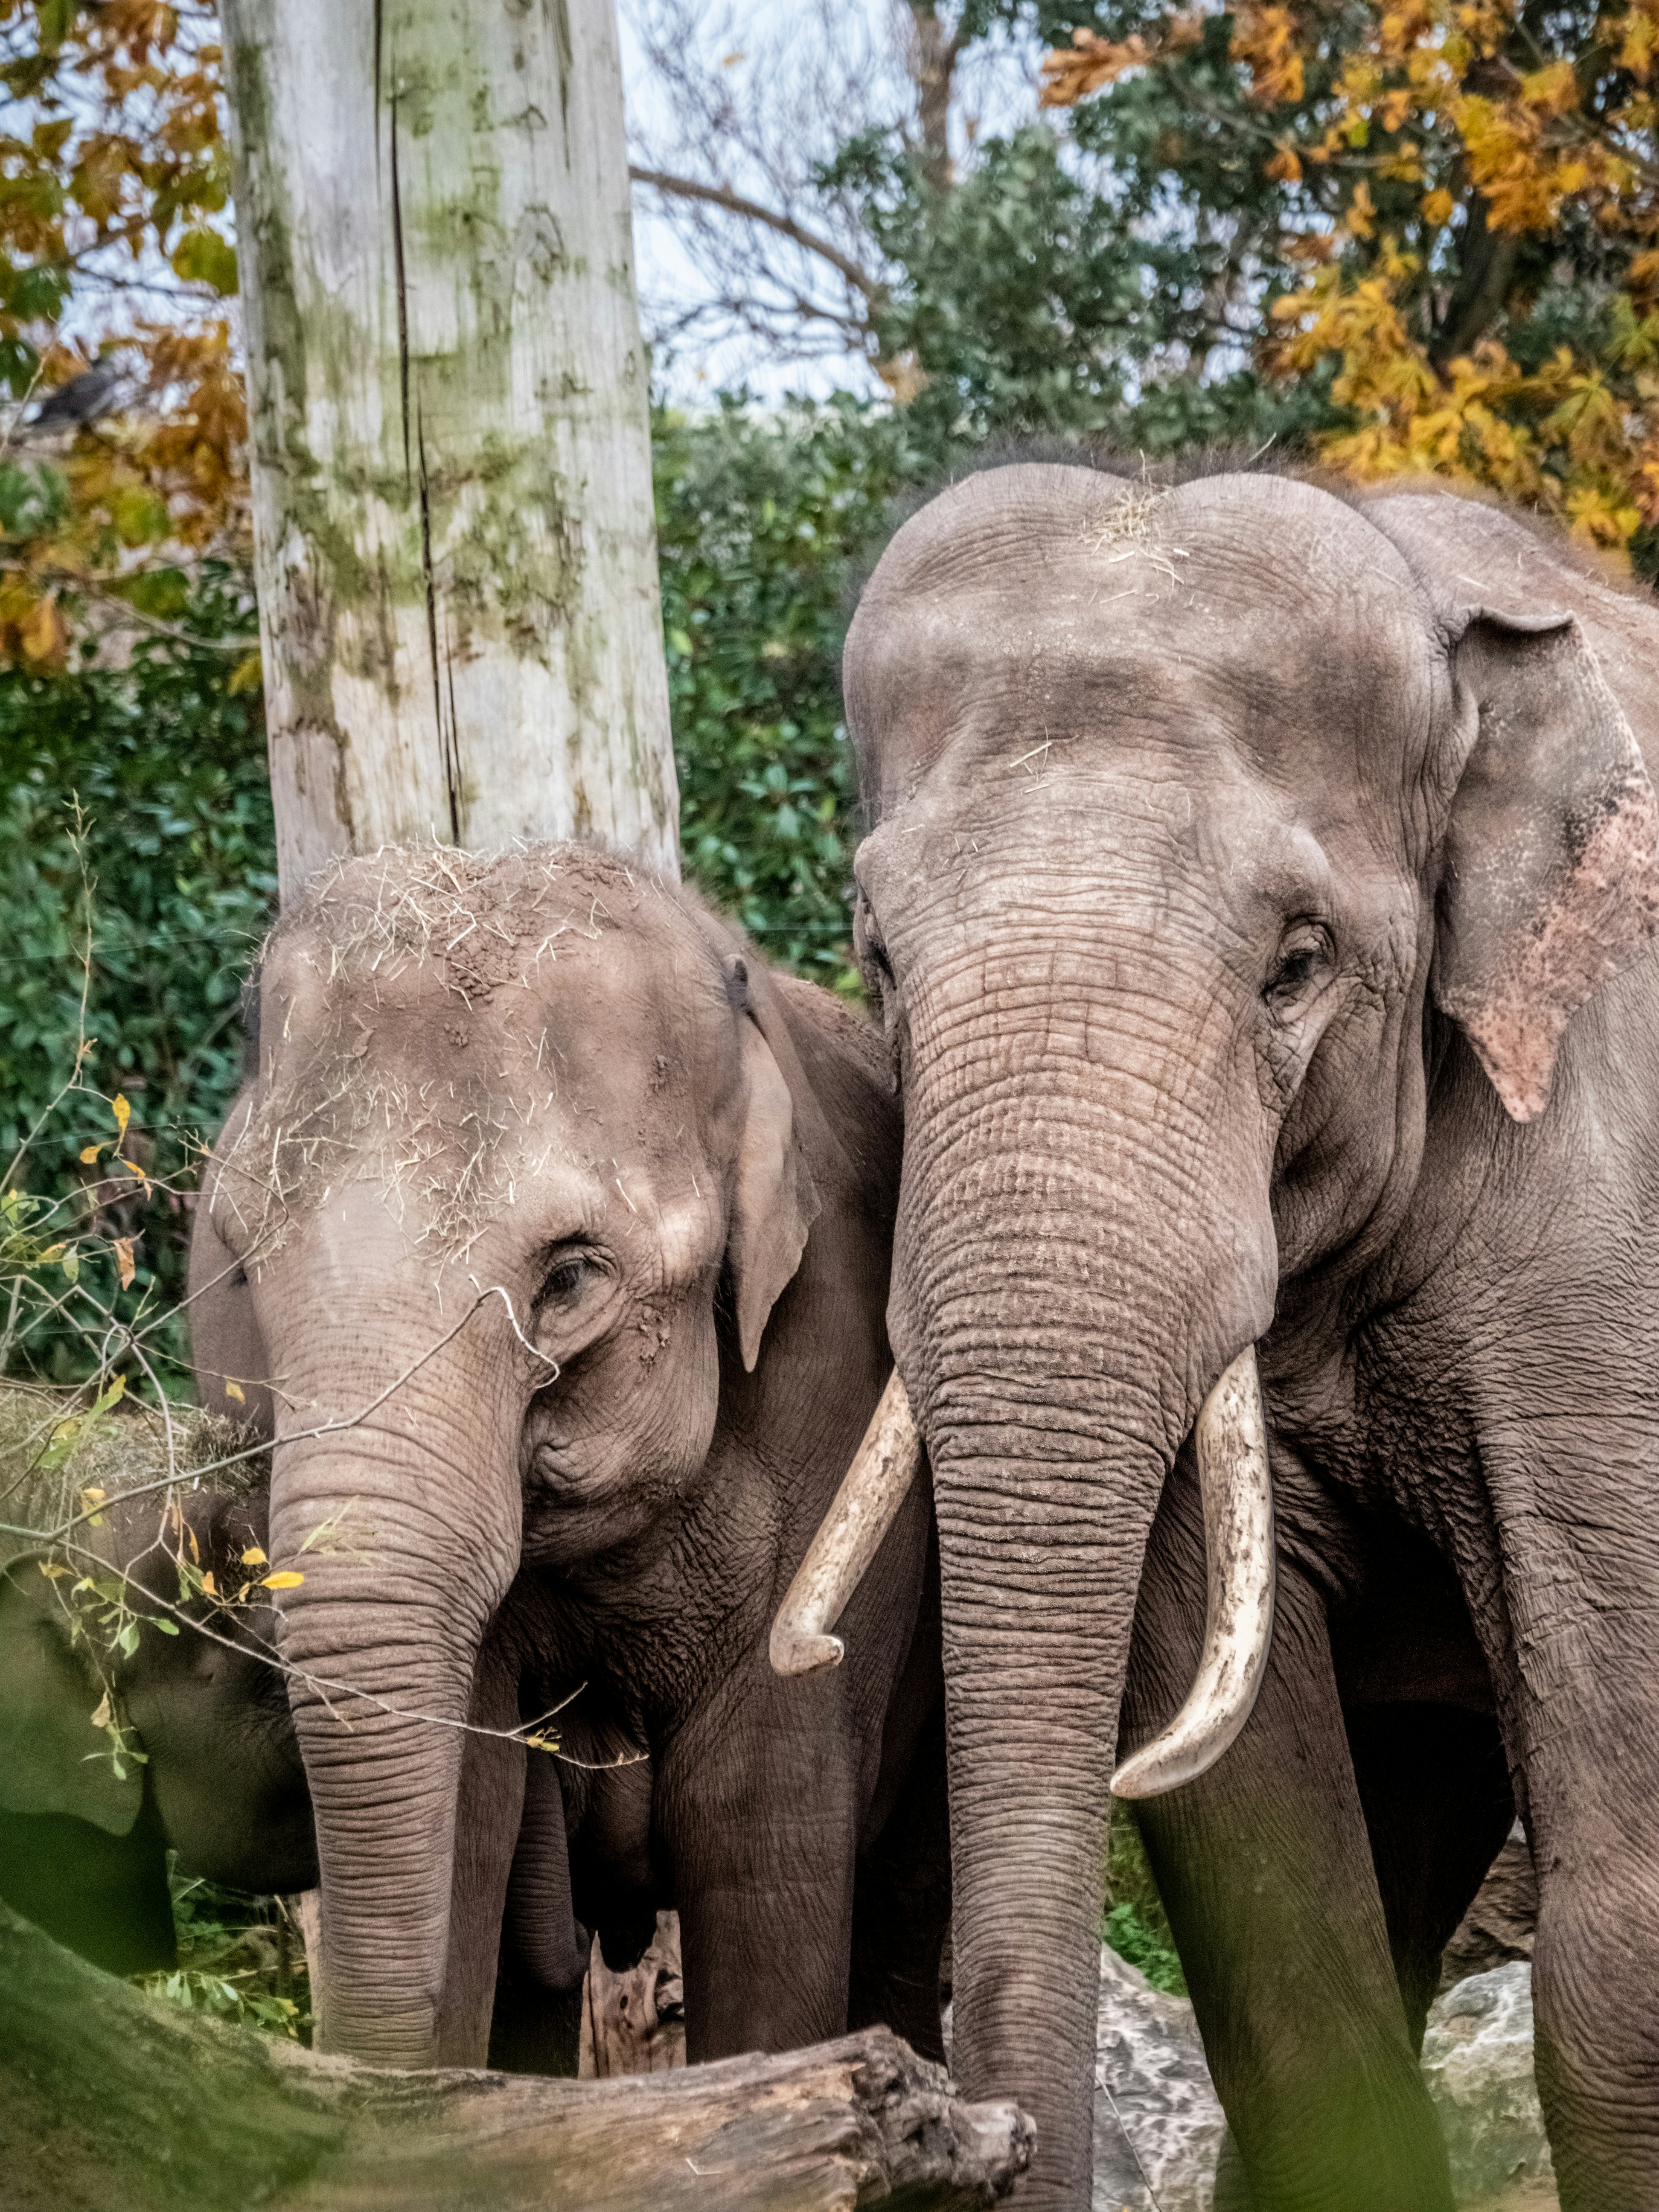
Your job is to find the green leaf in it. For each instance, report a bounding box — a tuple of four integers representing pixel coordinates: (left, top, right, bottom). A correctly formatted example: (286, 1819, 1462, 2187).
(170, 227, 238, 296)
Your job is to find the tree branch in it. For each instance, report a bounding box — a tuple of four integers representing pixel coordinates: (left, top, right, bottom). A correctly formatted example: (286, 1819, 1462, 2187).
(0, 1905, 1035, 2212)
(629, 165, 882, 302)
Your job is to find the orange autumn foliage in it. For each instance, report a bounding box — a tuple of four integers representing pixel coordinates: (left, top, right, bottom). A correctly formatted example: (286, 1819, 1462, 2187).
(1043, 0, 1659, 563)
(0, 0, 247, 665)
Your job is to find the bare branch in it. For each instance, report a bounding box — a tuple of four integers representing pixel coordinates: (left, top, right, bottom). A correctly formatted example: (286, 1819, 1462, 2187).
(631, 165, 882, 301)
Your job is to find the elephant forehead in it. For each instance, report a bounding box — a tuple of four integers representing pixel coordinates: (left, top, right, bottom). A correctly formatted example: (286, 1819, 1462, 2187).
(848, 467, 1440, 806)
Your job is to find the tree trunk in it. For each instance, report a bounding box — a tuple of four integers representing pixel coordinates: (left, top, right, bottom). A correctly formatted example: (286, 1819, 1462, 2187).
(220, 0, 678, 902)
(0, 1905, 1032, 2212)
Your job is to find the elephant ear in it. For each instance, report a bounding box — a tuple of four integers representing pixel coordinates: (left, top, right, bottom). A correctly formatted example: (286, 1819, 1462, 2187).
(1435, 605, 1659, 1122)
(722, 954, 821, 1372)
(0, 1563, 142, 1835)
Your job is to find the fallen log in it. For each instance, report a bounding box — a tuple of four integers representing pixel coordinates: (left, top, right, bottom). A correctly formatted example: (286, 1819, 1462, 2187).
(0, 1904, 1032, 2212)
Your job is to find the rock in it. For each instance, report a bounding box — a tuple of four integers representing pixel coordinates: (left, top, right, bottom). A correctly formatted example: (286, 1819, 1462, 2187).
(1422, 1964, 1556, 2206)
(1093, 1945, 1225, 2212)
(1091, 1947, 1558, 2212)
(1442, 1825, 1538, 1991)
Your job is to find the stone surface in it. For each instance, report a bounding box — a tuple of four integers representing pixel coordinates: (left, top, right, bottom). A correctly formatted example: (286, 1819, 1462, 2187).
(1093, 1946, 1225, 2212)
(1091, 1950, 1558, 2212)
(1422, 1964, 1556, 2206)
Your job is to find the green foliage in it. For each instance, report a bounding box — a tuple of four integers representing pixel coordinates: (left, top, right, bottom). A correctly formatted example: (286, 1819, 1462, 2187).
(1105, 1805, 1187, 1996)
(811, 7, 1335, 456)
(0, 564, 272, 1369)
(656, 392, 930, 987)
(137, 1865, 311, 2042)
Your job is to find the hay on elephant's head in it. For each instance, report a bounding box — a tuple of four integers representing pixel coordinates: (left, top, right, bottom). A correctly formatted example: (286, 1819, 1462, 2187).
(0, 1379, 268, 1573)
(217, 843, 684, 1264)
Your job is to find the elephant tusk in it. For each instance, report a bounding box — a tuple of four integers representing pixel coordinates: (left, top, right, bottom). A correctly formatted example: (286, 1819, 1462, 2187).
(1110, 1344, 1276, 1800)
(770, 1369, 922, 1677)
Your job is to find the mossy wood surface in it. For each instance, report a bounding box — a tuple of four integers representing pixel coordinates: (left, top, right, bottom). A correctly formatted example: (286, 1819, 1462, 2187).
(219, 0, 678, 899)
(0, 1906, 1032, 2211)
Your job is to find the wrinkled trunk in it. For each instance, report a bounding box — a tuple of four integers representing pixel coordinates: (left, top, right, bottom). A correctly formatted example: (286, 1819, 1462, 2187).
(269, 1376, 521, 2067)
(896, 964, 1276, 2209)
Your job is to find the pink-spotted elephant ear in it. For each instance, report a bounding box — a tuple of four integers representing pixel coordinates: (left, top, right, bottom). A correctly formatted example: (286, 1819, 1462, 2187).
(1434, 605, 1659, 1122)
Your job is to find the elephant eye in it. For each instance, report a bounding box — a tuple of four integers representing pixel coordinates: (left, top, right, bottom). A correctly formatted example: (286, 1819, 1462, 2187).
(1265, 924, 1332, 1004)
(854, 888, 895, 992)
(539, 1248, 595, 1305)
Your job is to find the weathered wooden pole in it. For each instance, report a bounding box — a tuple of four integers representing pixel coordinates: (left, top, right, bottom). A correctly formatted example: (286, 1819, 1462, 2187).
(221, 0, 678, 901)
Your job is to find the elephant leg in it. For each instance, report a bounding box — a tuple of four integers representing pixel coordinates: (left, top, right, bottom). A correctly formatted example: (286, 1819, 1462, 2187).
(1124, 1472, 1454, 2212)
(658, 1689, 864, 2061)
(488, 1747, 590, 2078)
(436, 1636, 527, 2067)
(848, 1696, 950, 2063)
(1345, 1702, 1514, 2050)
(1505, 1682, 1659, 2208)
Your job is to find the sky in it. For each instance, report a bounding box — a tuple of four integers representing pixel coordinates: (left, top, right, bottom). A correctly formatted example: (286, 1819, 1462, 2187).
(41, 1, 1045, 415)
(619, 0, 1044, 405)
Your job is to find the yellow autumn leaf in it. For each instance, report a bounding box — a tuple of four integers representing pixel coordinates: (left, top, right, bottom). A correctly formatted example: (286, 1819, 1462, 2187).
(89, 1693, 111, 1730)
(201, 1569, 216, 1595)
(240, 1545, 268, 1566)
(38, 1560, 72, 1579)
(224, 1379, 246, 1403)
(18, 594, 67, 667)
(79, 1144, 104, 1164)
(112, 1094, 131, 1138)
(114, 1237, 135, 1289)
(261, 1570, 305, 1590)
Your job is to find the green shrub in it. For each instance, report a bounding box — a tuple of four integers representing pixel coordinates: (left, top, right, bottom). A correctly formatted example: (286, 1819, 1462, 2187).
(1105, 1806, 1187, 1997)
(138, 1866, 311, 2042)
(0, 567, 272, 1375)
(655, 391, 928, 990)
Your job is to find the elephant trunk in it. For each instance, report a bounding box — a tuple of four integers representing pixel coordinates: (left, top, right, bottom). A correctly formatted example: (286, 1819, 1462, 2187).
(773, 1353, 1275, 1800)
(896, 984, 1278, 2207)
(269, 1394, 521, 2067)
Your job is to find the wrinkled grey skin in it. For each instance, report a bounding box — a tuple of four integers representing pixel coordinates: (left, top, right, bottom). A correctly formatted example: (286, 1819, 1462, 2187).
(188, 846, 945, 2069)
(845, 467, 1659, 2212)
(0, 1487, 314, 1973)
(0, 1476, 663, 2077)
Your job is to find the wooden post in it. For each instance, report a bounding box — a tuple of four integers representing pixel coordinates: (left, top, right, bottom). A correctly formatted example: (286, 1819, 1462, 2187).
(221, 0, 678, 902)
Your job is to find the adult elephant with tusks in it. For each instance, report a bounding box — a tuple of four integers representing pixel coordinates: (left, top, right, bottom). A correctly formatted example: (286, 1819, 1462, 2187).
(188, 845, 946, 2072)
(777, 463, 1659, 2211)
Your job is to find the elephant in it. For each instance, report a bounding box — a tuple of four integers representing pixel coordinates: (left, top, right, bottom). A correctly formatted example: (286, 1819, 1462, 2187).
(783, 463, 1659, 2211)
(0, 1464, 664, 2076)
(186, 844, 949, 2070)
(0, 1482, 314, 1973)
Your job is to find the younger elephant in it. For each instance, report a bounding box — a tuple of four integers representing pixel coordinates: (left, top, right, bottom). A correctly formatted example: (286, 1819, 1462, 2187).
(0, 1482, 314, 1973)
(188, 846, 946, 2069)
(0, 1468, 649, 2081)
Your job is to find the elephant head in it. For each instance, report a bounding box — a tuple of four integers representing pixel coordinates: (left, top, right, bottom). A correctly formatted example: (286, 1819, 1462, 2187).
(0, 1483, 315, 1968)
(783, 466, 1659, 2205)
(192, 845, 822, 2064)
